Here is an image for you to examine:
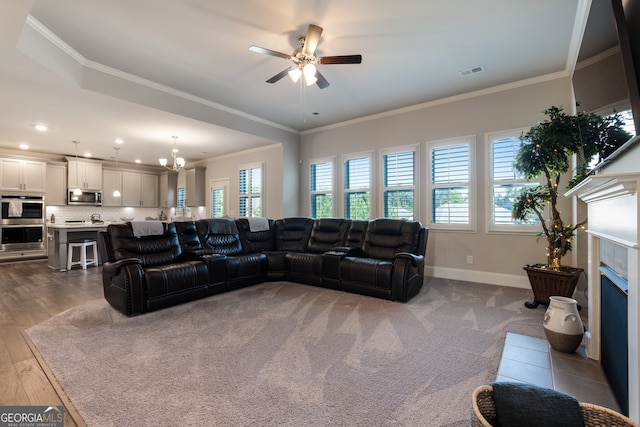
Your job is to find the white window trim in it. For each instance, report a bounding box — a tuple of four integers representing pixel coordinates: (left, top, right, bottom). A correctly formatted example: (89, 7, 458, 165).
(340, 151, 374, 219)
(426, 135, 476, 232)
(379, 144, 419, 220)
(485, 128, 541, 234)
(310, 156, 336, 218)
(238, 161, 264, 217)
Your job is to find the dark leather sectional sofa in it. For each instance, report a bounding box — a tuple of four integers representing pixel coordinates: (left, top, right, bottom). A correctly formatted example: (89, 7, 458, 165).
(99, 217, 429, 316)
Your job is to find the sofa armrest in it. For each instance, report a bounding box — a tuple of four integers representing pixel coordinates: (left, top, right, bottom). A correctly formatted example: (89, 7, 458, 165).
(102, 257, 141, 276)
(102, 258, 145, 316)
(395, 252, 422, 267)
(391, 253, 425, 302)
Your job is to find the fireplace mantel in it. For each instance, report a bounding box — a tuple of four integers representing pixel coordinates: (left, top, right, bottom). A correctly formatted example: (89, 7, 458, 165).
(566, 172, 640, 421)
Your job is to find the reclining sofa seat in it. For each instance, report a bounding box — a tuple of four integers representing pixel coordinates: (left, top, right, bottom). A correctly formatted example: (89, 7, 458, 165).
(102, 222, 209, 316)
(339, 218, 427, 302)
(284, 218, 350, 286)
(195, 218, 269, 290)
(265, 217, 314, 280)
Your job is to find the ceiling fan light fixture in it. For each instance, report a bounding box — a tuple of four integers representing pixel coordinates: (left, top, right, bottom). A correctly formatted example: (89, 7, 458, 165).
(305, 74, 317, 86)
(303, 64, 317, 86)
(288, 68, 302, 83)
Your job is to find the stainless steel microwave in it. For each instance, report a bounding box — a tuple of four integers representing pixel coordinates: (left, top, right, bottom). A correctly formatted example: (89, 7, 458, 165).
(68, 190, 102, 206)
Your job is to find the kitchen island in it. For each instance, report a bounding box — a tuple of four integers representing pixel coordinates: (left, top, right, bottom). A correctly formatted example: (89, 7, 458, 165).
(46, 222, 110, 271)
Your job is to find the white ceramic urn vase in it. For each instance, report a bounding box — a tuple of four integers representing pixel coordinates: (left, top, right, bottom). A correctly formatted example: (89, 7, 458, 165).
(543, 296, 584, 353)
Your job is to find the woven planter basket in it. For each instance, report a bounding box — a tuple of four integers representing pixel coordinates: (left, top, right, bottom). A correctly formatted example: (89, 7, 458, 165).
(471, 385, 639, 427)
(524, 264, 582, 308)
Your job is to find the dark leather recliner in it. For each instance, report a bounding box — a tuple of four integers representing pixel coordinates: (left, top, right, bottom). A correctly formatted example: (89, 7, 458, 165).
(266, 217, 314, 280)
(101, 217, 429, 316)
(284, 218, 350, 286)
(339, 218, 427, 302)
(102, 222, 209, 316)
(195, 218, 268, 290)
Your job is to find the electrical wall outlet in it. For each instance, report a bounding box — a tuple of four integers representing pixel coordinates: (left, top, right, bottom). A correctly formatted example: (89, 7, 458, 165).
(467, 255, 473, 264)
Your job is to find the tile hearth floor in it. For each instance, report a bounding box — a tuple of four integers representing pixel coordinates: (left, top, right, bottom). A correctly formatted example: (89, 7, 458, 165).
(497, 332, 621, 412)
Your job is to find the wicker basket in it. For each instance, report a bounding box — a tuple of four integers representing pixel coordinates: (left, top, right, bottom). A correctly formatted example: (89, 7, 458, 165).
(471, 385, 639, 427)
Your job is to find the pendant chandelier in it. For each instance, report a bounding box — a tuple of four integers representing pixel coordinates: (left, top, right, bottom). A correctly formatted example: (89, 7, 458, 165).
(159, 136, 185, 172)
(72, 141, 82, 196)
(113, 146, 121, 198)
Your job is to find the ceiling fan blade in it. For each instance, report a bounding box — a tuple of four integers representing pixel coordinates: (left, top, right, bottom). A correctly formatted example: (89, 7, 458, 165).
(249, 45, 291, 60)
(302, 24, 323, 55)
(266, 67, 294, 84)
(318, 55, 362, 65)
(315, 71, 330, 89)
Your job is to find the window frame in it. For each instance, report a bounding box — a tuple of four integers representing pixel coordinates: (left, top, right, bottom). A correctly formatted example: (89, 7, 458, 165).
(310, 156, 336, 218)
(426, 136, 476, 232)
(341, 151, 374, 220)
(379, 145, 418, 220)
(486, 128, 541, 234)
(238, 162, 264, 218)
(210, 178, 229, 218)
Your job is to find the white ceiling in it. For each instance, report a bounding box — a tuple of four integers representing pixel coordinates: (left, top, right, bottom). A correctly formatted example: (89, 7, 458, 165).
(0, 0, 615, 168)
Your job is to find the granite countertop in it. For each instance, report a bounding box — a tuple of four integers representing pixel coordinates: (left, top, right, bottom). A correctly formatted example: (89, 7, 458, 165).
(46, 222, 114, 229)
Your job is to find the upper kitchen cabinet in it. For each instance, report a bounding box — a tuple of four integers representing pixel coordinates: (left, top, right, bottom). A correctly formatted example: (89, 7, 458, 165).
(185, 167, 205, 207)
(122, 171, 158, 207)
(102, 169, 122, 206)
(67, 159, 102, 190)
(46, 162, 67, 205)
(0, 158, 47, 192)
(159, 172, 178, 208)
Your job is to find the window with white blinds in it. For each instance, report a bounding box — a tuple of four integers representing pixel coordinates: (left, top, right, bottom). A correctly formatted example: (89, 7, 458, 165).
(488, 132, 540, 232)
(382, 149, 415, 219)
(212, 188, 224, 218)
(211, 179, 228, 218)
(177, 187, 185, 211)
(239, 163, 263, 217)
(428, 137, 474, 230)
(343, 155, 371, 220)
(310, 160, 333, 218)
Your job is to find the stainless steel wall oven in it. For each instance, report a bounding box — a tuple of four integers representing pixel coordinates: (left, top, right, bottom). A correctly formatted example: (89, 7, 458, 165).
(1, 195, 45, 224)
(0, 195, 45, 251)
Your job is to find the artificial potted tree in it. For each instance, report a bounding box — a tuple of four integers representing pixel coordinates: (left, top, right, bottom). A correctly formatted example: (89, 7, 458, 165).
(512, 105, 630, 308)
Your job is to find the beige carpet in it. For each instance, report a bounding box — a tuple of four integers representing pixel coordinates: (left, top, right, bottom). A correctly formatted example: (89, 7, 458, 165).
(26, 278, 545, 426)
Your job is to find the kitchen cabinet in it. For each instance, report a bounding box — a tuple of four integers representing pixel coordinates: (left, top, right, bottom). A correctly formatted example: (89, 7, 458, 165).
(46, 163, 67, 205)
(0, 158, 46, 192)
(102, 169, 122, 206)
(185, 167, 205, 207)
(67, 159, 102, 190)
(159, 172, 178, 208)
(122, 171, 158, 207)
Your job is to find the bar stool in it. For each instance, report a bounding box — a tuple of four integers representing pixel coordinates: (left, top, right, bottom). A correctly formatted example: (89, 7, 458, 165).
(67, 239, 98, 270)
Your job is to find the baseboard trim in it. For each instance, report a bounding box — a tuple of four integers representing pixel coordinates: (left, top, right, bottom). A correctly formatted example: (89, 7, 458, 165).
(425, 266, 531, 289)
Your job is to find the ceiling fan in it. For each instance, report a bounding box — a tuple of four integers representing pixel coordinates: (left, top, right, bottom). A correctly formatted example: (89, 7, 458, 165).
(249, 24, 362, 89)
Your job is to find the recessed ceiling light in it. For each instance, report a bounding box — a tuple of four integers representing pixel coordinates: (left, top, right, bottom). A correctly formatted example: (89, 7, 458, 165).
(19, 143, 29, 150)
(34, 124, 48, 132)
(115, 138, 124, 144)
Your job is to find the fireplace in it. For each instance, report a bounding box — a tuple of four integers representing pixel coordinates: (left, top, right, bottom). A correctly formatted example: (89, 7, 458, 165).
(600, 264, 629, 415)
(567, 172, 640, 422)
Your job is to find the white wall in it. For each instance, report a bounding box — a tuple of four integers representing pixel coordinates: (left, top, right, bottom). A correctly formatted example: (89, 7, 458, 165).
(299, 77, 576, 286)
(199, 143, 288, 219)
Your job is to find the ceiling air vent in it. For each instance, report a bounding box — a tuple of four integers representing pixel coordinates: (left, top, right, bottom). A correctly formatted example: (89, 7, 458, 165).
(459, 65, 485, 77)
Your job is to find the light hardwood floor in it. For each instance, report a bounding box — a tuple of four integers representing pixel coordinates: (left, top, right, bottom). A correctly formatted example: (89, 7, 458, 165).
(0, 259, 103, 426)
